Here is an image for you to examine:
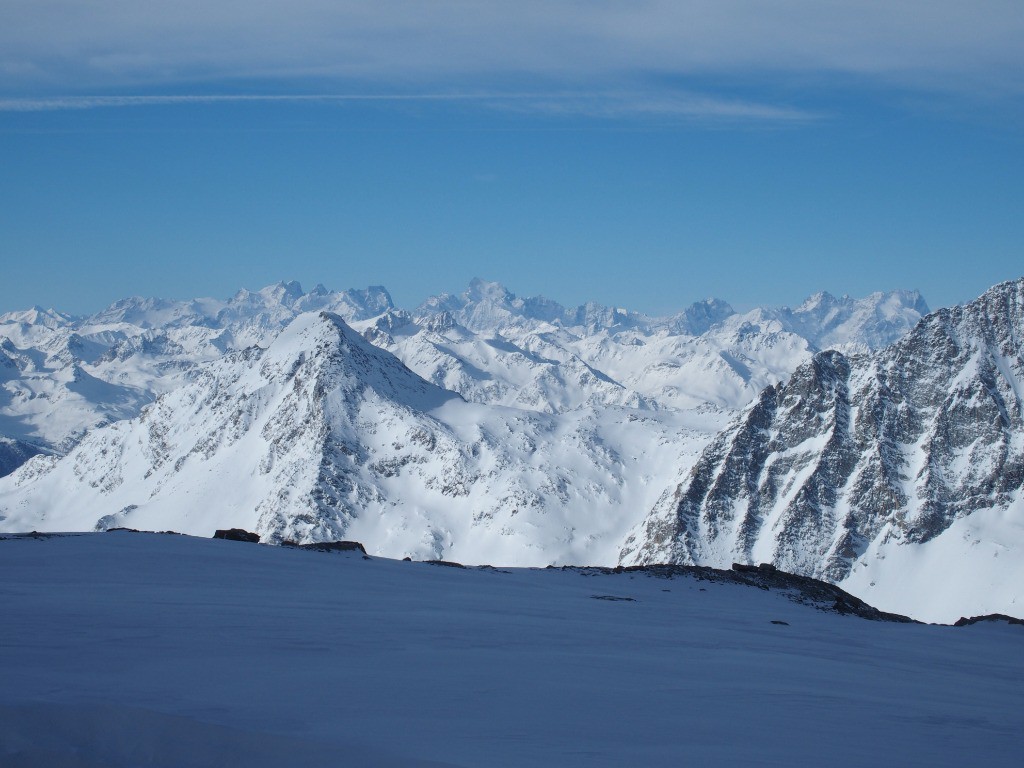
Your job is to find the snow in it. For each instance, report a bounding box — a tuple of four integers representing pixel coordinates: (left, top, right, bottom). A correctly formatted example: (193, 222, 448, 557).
(1, 532, 1021, 767)
(842, 498, 1024, 623)
(0, 280, 967, 619)
(0, 280, 925, 458)
(0, 311, 724, 566)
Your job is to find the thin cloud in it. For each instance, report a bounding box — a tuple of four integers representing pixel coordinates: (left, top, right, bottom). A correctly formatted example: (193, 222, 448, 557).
(0, 94, 521, 111)
(503, 93, 822, 123)
(1, 2, 1021, 110)
(0, 92, 822, 124)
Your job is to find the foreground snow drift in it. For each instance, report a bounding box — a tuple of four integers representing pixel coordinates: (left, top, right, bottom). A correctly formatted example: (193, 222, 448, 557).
(1, 532, 1020, 767)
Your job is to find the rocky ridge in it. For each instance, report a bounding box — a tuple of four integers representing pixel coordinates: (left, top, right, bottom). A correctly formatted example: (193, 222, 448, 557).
(620, 278, 1024, 620)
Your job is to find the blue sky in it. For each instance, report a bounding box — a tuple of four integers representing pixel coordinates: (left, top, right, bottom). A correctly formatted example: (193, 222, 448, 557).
(2, 1, 1023, 316)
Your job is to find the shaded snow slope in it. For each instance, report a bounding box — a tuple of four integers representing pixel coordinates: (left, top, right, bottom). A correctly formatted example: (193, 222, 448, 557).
(1, 532, 1020, 768)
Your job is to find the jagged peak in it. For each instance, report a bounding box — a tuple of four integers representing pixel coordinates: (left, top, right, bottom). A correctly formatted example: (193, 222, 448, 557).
(792, 288, 929, 318)
(348, 285, 394, 311)
(667, 298, 736, 335)
(902, 276, 1023, 345)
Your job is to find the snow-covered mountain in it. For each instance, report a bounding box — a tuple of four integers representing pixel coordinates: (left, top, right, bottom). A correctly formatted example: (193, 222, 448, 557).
(0, 278, 927, 476)
(0, 277, 931, 568)
(390, 278, 926, 412)
(6, 275, 1023, 620)
(0, 281, 394, 469)
(621, 278, 1024, 621)
(0, 311, 710, 565)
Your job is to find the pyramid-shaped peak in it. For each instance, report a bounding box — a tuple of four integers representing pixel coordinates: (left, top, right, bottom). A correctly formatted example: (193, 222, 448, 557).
(264, 310, 362, 357)
(262, 311, 457, 409)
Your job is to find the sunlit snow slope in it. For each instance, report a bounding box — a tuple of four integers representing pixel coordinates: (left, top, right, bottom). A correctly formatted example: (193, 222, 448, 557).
(0, 278, 927, 472)
(0, 312, 711, 565)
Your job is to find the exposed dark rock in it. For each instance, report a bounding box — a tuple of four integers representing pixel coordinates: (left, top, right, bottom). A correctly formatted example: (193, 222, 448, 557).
(213, 528, 260, 543)
(554, 561, 917, 623)
(591, 595, 637, 602)
(476, 564, 512, 574)
(770, 620, 790, 625)
(2, 531, 62, 540)
(953, 614, 1024, 627)
(732, 563, 777, 574)
(424, 559, 466, 568)
(295, 540, 367, 554)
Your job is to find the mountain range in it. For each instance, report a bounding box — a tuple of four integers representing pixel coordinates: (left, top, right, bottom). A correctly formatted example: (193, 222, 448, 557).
(2, 276, 1021, 621)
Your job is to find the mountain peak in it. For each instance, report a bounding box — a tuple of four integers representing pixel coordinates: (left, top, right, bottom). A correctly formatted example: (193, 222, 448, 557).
(465, 277, 514, 303)
(259, 280, 305, 306)
(260, 310, 456, 410)
(0, 306, 76, 328)
(796, 291, 838, 313)
(669, 298, 736, 335)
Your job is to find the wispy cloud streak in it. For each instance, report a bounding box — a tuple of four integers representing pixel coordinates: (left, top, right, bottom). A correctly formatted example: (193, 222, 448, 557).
(0, 92, 821, 123)
(0, 94, 514, 111)
(2, 2, 1022, 99)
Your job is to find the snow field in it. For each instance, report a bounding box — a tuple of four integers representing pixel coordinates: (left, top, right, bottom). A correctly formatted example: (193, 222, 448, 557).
(1, 532, 1020, 767)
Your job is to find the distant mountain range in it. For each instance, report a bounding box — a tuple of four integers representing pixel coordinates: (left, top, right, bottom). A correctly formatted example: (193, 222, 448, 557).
(3, 276, 1020, 621)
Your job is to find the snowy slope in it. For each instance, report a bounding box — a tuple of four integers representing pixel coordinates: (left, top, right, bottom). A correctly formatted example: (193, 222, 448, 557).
(0, 312, 715, 565)
(386, 279, 926, 413)
(0, 282, 396, 469)
(0, 279, 926, 474)
(1, 532, 1021, 768)
(1, 276, 958, 619)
